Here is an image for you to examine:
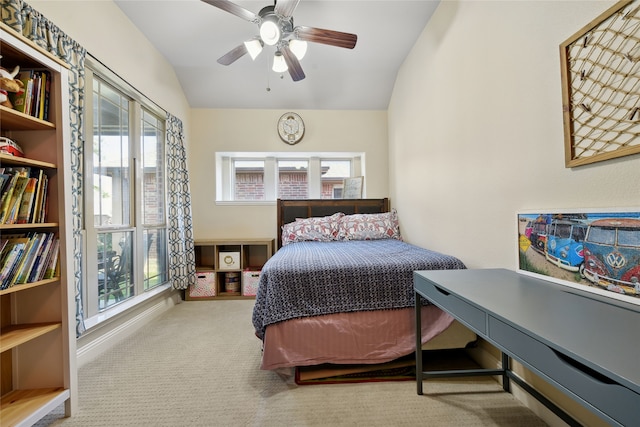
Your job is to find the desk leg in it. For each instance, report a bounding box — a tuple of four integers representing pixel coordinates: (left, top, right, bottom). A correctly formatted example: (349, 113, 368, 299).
(501, 352, 510, 392)
(415, 291, 423, 395)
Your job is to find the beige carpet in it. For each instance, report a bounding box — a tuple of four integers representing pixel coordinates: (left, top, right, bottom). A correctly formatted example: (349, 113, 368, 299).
(36, 300, 547, 426)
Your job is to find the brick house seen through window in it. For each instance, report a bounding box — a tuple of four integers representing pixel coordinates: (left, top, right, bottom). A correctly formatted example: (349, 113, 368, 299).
(235, 166, 345, 200)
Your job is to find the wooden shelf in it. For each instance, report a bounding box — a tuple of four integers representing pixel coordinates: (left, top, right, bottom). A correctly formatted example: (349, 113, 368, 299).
(0, 106, 55, 131)
(0, 278, 58, 296)
(0, 387, 69, 427)
(187, 238, 274, 300)
(0, 24, 75, 424)
(0, 152, 56, 169)
(0, 322, 61, 353)
(0, 223, 59, 231)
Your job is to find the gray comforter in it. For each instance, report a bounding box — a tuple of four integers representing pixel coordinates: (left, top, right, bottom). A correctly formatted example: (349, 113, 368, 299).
(252, 239, 465, 339)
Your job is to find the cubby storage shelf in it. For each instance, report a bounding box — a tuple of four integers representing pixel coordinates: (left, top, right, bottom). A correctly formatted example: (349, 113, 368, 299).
(187, 238, 275, 301)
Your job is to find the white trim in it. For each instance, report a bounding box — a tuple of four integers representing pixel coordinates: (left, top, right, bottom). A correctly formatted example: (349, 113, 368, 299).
(216, 151, 364, 202)
(82, 283, 171, 329)
(216, 200, 276, 206)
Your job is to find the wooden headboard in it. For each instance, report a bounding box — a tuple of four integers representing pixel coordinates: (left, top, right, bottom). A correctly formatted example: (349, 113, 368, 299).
(276, 198, 390, 248)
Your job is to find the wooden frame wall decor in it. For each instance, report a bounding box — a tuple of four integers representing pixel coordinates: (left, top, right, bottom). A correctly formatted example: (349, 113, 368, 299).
(560, 0, 640, 167)
(517, 208, 640, 306)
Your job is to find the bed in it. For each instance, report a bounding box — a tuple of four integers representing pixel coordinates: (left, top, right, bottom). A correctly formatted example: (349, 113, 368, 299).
(252, 198, 476, 370)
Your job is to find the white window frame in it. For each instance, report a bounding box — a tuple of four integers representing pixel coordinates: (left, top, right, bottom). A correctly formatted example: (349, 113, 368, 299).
(216, 152, 364, 204)
(83, 56, 170, 329)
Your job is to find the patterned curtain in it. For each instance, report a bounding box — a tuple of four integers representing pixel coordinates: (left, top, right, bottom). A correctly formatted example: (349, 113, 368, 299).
(166, 114, 196, 290)
(2, 0, 87, 336)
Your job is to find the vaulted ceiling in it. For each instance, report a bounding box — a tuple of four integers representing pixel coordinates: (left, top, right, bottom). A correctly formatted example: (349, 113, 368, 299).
(115, 0, 439, 110)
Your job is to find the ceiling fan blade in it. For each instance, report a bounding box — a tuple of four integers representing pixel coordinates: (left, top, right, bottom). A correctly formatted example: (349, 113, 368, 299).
(201, 0, 258, 23)
(274, 0, 300, 19)
(217, 44, 248, 65)
(295, 26, 358, 49)
(281, 45, 305, 82)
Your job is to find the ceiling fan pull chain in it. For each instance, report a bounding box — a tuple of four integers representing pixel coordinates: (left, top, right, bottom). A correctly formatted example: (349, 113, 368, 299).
(266, 54, 271, 92)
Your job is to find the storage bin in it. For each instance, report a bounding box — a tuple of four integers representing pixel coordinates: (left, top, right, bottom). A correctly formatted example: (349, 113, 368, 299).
(189, 271, 216, 297)
(242, 270, 261, 296)
(219, 251, 240, 270)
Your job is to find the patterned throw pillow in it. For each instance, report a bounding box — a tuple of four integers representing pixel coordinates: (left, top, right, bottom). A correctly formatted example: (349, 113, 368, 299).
(281, 212, 344, 246)
(338, 209, 402, 241)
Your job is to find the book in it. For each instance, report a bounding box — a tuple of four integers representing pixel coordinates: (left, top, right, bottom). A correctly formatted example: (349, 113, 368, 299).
(5, 175, 29, 224)
(34, 173, 48, 223)
(0, 173, 10, 194)
(23, 75, 34, 116)
(28, 232, 54, 282)
(0, 235, 29, 289)
(8, 70, 32, 114)
(16, 176, 38, 223)
(31, 169, 45, 223)
(37, 70, 49, 120)
(13, 232, 47, 284)
(0, 169, 30, 224)
(0, 239, 8, 257)
(0, 245, 25, 289)
(32, 233, 55, 282)
(41, 70, 51, 121)
(0, 172, 19, 222)
(30, 72, 41, 117)
(43, 238, 60, 279)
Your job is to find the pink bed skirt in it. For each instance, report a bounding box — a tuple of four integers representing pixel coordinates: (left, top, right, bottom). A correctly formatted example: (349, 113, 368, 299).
(261, 306, 454, 370)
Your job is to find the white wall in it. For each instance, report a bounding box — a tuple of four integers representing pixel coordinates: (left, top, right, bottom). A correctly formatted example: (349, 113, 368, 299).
(29, 1, 190, 130)
(388, 1, 638, 424)
(389, 0, 639, 269)
(189, 109, 388, 240)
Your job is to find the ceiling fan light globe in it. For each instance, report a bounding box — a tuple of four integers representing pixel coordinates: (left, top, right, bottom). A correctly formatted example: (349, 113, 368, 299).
(289, 39, 307, 60)
(272, 52, 288, 72)
(260, 20, 281, 46)
(244, 39, 263, 60)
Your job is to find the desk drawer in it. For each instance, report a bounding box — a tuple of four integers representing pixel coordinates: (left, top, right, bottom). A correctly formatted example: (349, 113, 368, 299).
(489, 316, 639, 426)
(416, 277, 486, 334)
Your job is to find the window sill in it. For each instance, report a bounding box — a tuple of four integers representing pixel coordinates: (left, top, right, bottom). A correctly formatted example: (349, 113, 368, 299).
(215, 200, 276, 206)
(83, 283, 172, 330)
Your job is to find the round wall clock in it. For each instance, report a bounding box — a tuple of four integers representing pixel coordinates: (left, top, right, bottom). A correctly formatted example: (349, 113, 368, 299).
(277, 112, 305, 145)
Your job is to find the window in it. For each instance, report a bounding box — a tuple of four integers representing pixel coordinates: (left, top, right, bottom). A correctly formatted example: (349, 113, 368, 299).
(217, 153, 363, 202)
(141, 109, 168, 290)
(278, 160, 308, 199)
(235, 160, 265, 201)
(321, 159, 351, 199)
(84, 58, 169, 324)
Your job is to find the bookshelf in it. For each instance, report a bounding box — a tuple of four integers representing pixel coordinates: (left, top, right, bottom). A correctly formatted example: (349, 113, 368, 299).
(0, 24, 76, 426)
(187, 239, 275, 300)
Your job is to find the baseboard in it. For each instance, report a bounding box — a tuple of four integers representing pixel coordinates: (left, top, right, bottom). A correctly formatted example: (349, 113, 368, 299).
(76, 292, 181, 367)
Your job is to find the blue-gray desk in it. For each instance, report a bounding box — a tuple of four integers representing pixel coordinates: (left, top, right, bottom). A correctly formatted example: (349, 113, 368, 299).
(414, 268, 640, 427)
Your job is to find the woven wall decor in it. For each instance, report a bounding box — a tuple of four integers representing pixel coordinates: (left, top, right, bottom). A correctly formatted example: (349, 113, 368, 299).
(560, 0, 640, 167)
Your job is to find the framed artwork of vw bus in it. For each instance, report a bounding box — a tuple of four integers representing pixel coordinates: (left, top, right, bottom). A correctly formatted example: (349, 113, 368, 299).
(517, 209, 640, 306)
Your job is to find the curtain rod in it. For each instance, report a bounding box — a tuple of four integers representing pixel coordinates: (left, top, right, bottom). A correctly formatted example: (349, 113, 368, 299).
(87, 52, 168, 116)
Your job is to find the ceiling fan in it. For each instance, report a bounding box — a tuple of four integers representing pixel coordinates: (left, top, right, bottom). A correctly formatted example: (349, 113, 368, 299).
(202, 0, 358, 82)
